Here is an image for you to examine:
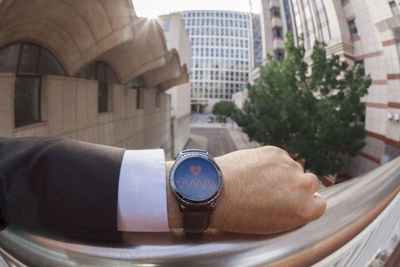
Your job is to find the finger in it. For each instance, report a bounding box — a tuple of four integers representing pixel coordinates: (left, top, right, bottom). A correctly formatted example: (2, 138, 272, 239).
(282, 155, 304, 172)
(308, 192, 327, 221)
(262, 146, 290, 157)
(304, 172, 319, 193)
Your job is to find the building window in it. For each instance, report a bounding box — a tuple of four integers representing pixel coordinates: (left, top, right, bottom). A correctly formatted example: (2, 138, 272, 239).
(156, 91, 161, 108)
(348, 19, 359, 39)
(137, 88, 143, 109)
(396, 40, 400, 56)
(274, 50, 285, 61)
(273, 27, 283, 38)
(0, 43, 65, 128)
(355, 60, 365, 76)
(78, 61, 118, 113)
(390, 2, 400, 16)
(282, 0, 292, 31)
(271, 7, 280, 17)
(98, 82, 108, 113)
(14, 76, 41, 128)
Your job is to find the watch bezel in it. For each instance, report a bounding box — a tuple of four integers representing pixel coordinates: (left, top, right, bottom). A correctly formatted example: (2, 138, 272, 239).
(169, 152, 223, 206)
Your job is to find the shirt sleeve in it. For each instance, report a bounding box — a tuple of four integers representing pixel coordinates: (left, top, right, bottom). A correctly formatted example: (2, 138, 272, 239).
(117, 149, 169, 232)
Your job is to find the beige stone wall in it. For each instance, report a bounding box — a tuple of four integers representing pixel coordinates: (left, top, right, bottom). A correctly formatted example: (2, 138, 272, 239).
(171, 113, 191, 158)
(0, 74, 172, 156)
(0, 73, 14, 137)
(159, 13, 192, 155)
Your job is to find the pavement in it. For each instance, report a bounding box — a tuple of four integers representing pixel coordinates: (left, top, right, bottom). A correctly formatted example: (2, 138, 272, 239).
(184, 134, 208, 151)
(189, 127, 237, 157)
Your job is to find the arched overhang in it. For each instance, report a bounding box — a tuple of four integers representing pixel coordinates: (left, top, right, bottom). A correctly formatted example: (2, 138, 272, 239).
(0, 0, 136, 76)
(159, 64, 190, 92)
(96, 18, 170, 84)
(141, 49, 183, 89)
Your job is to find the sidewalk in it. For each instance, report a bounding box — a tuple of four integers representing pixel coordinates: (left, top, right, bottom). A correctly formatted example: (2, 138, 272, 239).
(190, 117, 259, 151)
(184, 134, 208, 150)
(227, 127, 259, 150)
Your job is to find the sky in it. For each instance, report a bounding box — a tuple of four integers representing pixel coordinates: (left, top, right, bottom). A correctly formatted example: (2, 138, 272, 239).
(133, 0, 252, 18)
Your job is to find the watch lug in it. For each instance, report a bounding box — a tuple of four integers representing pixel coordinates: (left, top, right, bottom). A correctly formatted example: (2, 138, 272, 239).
(179, 204, 186, 212)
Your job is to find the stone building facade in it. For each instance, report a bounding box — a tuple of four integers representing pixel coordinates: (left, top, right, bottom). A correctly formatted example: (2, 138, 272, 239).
(0, 0, 189, 158)
(158, 13, 192, 157)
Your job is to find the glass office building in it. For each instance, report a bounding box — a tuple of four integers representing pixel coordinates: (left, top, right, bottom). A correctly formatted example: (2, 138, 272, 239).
(180, 10, 250, 112)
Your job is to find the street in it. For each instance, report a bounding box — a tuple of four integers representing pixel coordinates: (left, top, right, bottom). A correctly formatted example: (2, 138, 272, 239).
(191, 127, 237, 157)
(185, 113, 257, 158)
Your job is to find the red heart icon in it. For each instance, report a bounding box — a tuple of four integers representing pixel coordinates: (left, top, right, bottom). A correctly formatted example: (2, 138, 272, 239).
(190, 165, 202, 176)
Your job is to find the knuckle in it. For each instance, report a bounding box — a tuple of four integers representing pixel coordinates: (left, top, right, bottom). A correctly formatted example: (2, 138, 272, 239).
(264, 146, 288, 155)
(306, 173, 319, 191)
(299, 203, 317, 221)
(299, 176, 313, 190)
(287, 158, 304, 171)
(299, 198, 326, 221)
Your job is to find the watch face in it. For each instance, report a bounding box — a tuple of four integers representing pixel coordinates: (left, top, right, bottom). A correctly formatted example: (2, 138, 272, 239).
(173, 157, 220, 201)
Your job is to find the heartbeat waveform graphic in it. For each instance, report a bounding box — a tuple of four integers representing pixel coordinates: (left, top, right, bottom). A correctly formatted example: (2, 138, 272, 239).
(176, 179, 217, 190)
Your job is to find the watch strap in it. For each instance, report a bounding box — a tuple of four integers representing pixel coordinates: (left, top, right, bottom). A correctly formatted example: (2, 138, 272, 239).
(183, 210, 212, 234)
(174, 149, 217, 234)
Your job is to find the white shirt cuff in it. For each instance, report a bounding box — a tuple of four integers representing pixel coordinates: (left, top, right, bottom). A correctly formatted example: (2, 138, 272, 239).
(117, 149, 169, 232)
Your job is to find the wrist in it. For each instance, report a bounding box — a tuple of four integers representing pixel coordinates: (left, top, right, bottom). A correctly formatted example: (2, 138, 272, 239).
(209, 157, 230, 229)
(166, 160, 183, 229)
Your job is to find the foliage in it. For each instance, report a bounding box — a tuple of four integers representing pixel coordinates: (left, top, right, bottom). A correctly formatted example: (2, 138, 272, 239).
(212, 101, 237, 118)
(234, 32, 371, 176)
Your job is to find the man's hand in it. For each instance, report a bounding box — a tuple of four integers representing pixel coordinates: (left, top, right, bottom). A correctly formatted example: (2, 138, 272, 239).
(166, 146, 327, 234)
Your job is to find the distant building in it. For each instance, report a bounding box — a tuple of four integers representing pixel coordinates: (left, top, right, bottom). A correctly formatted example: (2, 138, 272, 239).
(180, 10, 251, 113)
(0, 0, 188, 158)
(158, 13, 192, 157)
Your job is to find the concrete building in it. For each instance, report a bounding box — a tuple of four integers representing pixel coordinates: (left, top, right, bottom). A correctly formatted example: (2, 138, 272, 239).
(0, 0, 189, 158)
(158, 13, 192, 157)
(180, 10, 251, 113)
(244, 0, 400, 177)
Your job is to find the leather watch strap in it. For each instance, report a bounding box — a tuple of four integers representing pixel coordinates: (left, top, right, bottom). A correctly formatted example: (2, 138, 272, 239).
(183, 210, 212, 234)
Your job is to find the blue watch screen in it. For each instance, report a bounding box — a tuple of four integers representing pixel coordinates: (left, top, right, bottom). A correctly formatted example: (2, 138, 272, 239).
(174, 157, 219, 201)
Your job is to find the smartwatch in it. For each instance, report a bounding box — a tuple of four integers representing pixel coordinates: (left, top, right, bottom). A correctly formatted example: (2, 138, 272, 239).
(169, 149, 223, 233)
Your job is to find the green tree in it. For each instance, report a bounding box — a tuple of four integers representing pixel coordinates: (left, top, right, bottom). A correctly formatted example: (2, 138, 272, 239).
(234, 32, 371, 176)
(212, 101, 237, 118)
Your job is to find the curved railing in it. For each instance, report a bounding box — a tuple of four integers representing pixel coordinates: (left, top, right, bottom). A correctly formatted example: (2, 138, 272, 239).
(0, 156, 400, 267)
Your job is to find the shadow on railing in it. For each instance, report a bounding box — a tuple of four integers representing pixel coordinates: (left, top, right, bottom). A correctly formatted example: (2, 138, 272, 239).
(1, 157, 400, 267)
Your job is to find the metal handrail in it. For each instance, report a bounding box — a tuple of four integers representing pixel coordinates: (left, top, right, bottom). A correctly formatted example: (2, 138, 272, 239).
(0, 156, 399, 267)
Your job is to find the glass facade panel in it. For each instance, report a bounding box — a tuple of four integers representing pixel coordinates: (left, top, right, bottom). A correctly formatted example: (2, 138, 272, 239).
(0, 44, 20, 73)
(38, 48, 65, 76)
(18, 44, 40, 74)
(0, 42, 66, 127)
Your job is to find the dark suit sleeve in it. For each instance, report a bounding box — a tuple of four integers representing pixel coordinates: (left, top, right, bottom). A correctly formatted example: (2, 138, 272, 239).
(0, 137, 125, 240)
